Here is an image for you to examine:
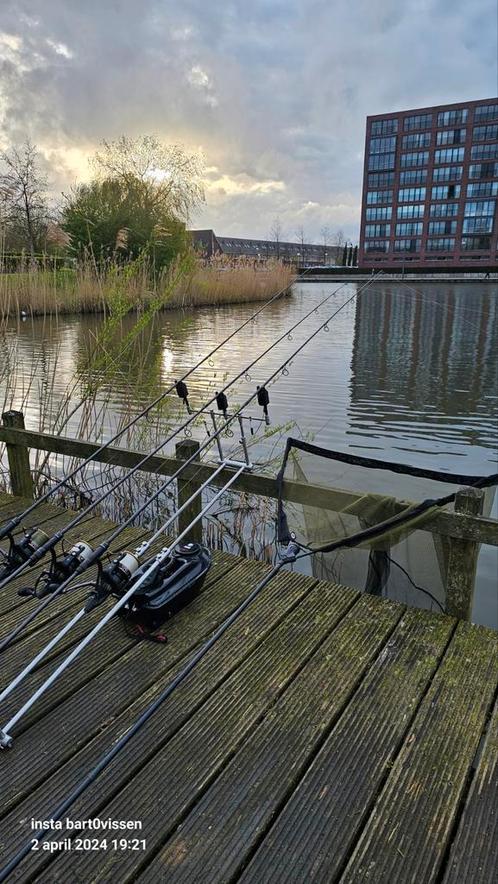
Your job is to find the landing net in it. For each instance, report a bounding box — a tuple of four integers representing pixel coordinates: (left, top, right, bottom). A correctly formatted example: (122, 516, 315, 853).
(276, 438, 496, 612)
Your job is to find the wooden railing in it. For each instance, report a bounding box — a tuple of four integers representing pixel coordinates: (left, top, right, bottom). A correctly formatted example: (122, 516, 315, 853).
(1, 411, 497, 622)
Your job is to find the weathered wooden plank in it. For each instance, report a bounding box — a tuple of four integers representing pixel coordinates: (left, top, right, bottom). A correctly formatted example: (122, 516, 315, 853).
(136, 597, 405, 884)
(442, 698, 498, 884)
(0, 561, 316, 816)
(238, 610, 455, 884)
(0, 570, 329, 879)
(55, 595, 402, 884)
(340, 621, 498, 883)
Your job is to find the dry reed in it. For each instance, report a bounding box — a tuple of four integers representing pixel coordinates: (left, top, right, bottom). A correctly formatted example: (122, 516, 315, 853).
(0, 255, 295, 319)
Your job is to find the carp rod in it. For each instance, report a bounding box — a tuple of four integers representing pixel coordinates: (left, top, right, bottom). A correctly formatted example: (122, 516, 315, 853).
(3, 462, 490, 874)
(0, 273, 382, 654)
(0, 266, 312, 545)
(0, 463, 247, 748)
(0, 460, 230, 708)
(0, 274, 381, 597)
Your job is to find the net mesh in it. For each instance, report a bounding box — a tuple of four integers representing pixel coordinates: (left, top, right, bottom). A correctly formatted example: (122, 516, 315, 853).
(276, 439, 496, 613)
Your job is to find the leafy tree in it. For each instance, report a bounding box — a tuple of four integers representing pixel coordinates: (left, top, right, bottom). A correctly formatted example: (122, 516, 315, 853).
(62, 136, 204, 270)
(0, 140, 49, 256)
(61, 176, 188, 270)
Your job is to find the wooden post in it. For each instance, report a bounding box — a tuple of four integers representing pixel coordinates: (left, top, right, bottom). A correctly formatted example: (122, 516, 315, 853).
(2, 411, 33, 499)
(175, 439, 202, 544)
(445, 487, 485, 621)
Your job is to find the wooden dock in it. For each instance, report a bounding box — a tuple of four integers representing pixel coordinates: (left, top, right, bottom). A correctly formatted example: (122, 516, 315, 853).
(0, 492, 497, 883)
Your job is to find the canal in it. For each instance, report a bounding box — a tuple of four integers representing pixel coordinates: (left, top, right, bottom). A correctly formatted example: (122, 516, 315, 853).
(1, 280, 497, 625)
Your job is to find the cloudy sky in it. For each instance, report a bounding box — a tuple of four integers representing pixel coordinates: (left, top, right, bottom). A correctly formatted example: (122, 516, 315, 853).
(1, 0, 497, 242)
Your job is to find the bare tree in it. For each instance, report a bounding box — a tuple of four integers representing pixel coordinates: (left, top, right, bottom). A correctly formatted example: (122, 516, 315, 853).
(320, 225, 331, 264)
(0, 140, 48, 257)
(92, 135, 205, 223)
(270, 216, 283, 259)
(295, 225, 306, 261)
(333, 228, 346, 248)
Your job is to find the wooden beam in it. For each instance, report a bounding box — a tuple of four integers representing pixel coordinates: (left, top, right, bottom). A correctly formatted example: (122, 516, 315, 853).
(0, 425, 496, 547)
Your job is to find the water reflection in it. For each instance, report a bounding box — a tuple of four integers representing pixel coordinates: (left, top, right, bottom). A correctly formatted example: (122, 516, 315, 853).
(350, 283, 498, 463)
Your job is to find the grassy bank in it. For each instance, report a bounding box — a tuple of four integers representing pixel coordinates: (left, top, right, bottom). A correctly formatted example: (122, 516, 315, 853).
(0, 257, 295, 318)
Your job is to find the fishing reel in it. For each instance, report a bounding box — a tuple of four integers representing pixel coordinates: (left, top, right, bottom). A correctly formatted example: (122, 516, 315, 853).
(18, 540, 95, 598)
(84, 550, 140, 612)
(0, 527, 50, 581)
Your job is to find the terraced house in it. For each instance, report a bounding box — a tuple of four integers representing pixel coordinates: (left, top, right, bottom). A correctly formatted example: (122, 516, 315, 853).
(358, 98, 498, 270)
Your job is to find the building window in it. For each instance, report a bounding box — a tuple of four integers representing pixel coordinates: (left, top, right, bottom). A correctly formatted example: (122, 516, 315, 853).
(464, 199, 496, 216)
(398, 187, 426, 202)
(366, 190, 393, 205)
(394, 239, 421, 252)
(399, 169, 428, 185)
(473, 124, 498, 142)
(371, 119, 399, 136)
(367, 171, 395, 187)
(462, 217, 494, 234)
(431, 184, 461, 199)
(397, 204, 425, 218)
(369, 136, 397, 154)
(401, 151, 429, 168)
(437, 108, 468, 126)
(402, 132, 431, 149)
(365, 224, 391, 237)
(468, 162, 498, 179)
(365, 206, 392, 221)
(432, 166, 463, 183)
(395, 222, 423, 236)
(474, 104, 498, 123)
(428, 220, 457, 235)
(403, 113, 433, 131)
(436, 128, 466, 146)
(368, 153, 396, 171)
(467, 181, 498, 197)
(426, 237, 455, 251)
(430, 202, 460, 217)
(471, 143, 498, 161)
(461, 235, 492, 249)
(365, 240, 390, 252)
(434, 147, 465, 164)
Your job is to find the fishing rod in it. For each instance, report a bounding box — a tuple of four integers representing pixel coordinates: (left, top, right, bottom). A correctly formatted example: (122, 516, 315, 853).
(0, 274, 379, 596)
(0, 463, 246, 748)
(5, 457, 494, 870)
(0, 273, 382, 654)
(0, 461, 229, 707)
(0, 273, 383, 733)
(0, 265, 310, 546)
(0, 542, 299, 881)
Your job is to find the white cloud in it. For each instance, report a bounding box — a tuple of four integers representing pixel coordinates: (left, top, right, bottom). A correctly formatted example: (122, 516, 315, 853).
(0, 0, 495, 241)
(46, 38, 74, 59)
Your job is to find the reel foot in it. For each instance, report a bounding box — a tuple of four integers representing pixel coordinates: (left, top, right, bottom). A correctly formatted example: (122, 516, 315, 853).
(0, 729, 13, 750)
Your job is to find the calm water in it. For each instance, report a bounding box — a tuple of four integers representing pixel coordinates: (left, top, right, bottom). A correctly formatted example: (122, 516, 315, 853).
(1, 280, 497, 625)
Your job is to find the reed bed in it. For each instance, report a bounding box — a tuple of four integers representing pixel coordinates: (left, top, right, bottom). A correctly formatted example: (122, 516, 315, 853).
(0, 256, 295, 319)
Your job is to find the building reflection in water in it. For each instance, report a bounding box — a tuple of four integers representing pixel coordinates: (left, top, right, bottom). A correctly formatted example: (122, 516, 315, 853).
(349, 282, 498, 461)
